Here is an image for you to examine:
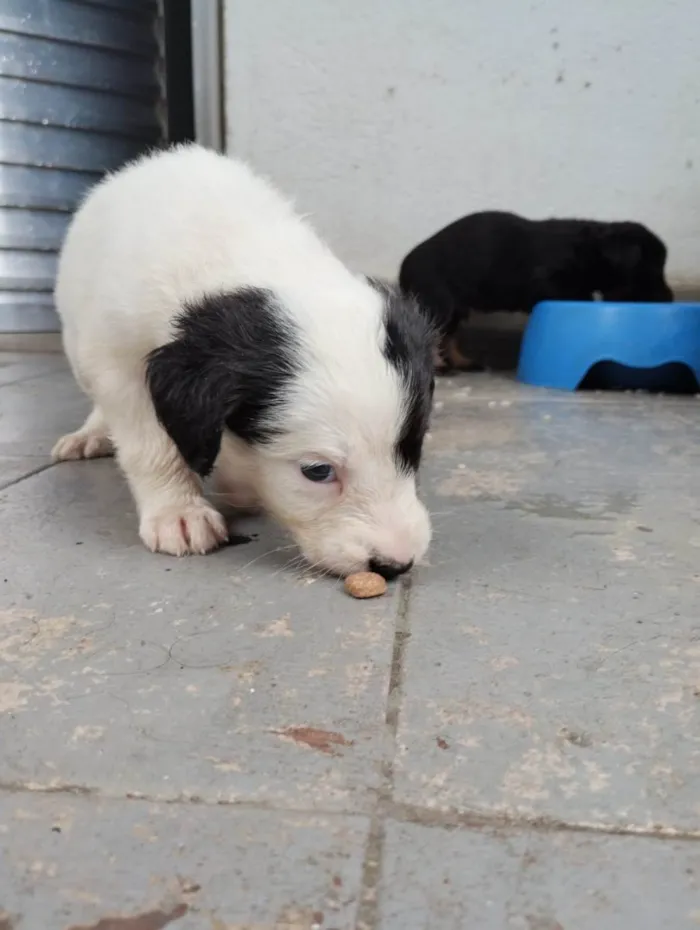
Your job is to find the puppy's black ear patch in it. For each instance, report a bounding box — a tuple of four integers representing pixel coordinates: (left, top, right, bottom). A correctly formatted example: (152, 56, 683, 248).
(146, 288, 300, 476)
(381, 288, 436, 474)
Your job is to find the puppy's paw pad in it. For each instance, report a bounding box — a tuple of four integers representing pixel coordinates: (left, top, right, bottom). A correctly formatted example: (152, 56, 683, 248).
(52, 430, 113, 462)
(140, 502, 228, 556)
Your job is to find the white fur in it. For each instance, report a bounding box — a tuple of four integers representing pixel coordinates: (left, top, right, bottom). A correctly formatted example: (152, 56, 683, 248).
(53, 144, 431, 574)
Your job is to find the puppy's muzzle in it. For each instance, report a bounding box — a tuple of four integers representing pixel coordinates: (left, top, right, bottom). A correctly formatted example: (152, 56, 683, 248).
(369, 557, 414, 580)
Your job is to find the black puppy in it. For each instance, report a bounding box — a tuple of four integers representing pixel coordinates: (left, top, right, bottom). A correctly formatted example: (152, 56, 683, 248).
(399, 211, 673, 371)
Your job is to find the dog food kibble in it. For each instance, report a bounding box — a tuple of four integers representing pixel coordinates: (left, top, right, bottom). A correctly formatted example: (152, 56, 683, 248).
(344, 572, 387, 599)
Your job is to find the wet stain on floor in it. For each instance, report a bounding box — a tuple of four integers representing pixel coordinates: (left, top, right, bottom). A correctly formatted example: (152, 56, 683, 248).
(504, 491, 637, 521)
(224, 533, 257, 547)
(274, 726, 354, 756)
(67, 903, 187, 930)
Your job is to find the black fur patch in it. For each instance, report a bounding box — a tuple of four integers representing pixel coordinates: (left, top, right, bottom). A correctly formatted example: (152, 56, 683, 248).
(146, 287, 300, 476)
(399, 211, 674, 368)
(378, 284, 435, 474)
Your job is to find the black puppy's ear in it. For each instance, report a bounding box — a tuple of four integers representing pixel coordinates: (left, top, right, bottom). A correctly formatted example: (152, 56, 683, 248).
(146, 288, 300, 477)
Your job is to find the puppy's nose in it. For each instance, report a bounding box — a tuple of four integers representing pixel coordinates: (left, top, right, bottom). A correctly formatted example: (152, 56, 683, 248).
(368, 557, 414, 580)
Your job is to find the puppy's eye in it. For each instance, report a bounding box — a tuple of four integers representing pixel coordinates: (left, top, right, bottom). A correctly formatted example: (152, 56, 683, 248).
(300, 462, 337, 483)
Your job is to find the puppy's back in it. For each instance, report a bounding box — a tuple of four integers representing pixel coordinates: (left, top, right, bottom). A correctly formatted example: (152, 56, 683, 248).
(57, 147, 299, 342)
(399, 211, 534, 308)
(57, 146, 368, 353)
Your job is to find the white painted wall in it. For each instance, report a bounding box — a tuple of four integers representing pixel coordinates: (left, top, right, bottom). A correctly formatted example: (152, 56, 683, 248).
(224, 0, 700, 290)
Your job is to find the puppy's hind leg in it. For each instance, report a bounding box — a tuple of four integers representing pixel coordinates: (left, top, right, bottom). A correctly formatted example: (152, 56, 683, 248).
(99, 376, 228, 556)
(52, 406, 114, 462)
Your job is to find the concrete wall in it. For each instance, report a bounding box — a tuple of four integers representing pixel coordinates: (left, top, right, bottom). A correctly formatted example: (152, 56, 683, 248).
(224, 0, 699, 290)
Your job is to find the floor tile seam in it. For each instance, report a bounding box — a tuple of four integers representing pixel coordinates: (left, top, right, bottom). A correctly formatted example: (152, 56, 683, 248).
(1, 782, 698, 842)
(0, 462, 55, 492)
(355, 574, 415, 930)
(0, 781, 366, 820)
(386, 800, 700, 843)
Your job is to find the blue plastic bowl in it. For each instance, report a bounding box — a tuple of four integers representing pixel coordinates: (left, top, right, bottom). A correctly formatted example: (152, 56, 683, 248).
(516, 301, 700, 392)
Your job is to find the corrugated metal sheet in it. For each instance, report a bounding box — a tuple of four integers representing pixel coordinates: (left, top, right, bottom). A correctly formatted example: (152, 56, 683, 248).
(0, 0, 165, 332)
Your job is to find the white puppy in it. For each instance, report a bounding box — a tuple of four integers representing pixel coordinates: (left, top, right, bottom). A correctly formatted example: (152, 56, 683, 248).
(52, 145, 434, 578)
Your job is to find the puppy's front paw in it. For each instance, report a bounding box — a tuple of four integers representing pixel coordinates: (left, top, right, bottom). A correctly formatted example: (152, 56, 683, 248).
(52, 430, 113, 462)
(139, 500, 228, 556)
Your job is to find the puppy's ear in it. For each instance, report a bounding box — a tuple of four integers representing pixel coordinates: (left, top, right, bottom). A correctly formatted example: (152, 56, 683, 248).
(146, 288, 299, 476)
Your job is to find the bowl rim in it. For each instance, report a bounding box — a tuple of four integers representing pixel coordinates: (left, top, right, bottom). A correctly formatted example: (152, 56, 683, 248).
(533, 300, 700, 311)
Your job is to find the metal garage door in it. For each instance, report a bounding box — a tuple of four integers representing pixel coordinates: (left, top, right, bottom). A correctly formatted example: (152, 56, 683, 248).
(0, 0, 165, 332)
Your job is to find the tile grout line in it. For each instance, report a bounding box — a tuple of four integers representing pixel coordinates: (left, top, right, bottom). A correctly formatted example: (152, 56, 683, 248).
(1, 780, 699, 843)
(0, 461, 56, 493)
(355, 573, 414, 930)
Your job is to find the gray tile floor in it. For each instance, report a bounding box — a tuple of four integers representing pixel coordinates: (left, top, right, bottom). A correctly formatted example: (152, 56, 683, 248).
(1, 351, 699, 929)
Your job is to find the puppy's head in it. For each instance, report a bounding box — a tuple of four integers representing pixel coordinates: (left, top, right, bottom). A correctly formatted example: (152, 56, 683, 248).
(147, 284, 434, 577)
(593, 222, 673, 302)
